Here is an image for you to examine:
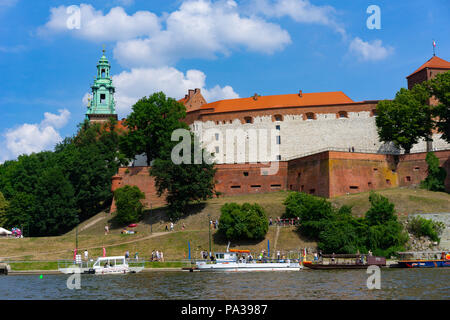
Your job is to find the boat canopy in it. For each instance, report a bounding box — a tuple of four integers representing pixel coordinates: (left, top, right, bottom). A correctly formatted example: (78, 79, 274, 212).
(229, 249, 250, 253)
(322, 254, 364, 258)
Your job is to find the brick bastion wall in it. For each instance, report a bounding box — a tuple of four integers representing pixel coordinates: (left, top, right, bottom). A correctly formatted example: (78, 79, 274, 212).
(110, 150, 450, 212)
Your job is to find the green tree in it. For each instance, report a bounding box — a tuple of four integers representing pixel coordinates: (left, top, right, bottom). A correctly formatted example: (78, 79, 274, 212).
(365, 192, 396, 226)
(0, 191, 8, 227)
(119, 92, 189, 165)
(283, 192, 334, 238)
(420, 152, 447, 192)
(151, 134, 217, 219)
(218, 203, 268, 241)
(55, 119, 126, 220)
(34, 167, 79, 235)
(375, 85, 433, 153)
(113, 185, 145, 225)
(427, 71, 450, 143)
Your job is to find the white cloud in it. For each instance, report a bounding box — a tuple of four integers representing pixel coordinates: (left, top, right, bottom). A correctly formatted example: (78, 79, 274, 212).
(349, 37, 393, 61)
(40, 1, 291, 68)
(1, 109, 70, 162)
(248, 0, 346, 37)
(42, 109, 71, 129)
(39, 4, 160, 41)
(109, 67, 239, 116)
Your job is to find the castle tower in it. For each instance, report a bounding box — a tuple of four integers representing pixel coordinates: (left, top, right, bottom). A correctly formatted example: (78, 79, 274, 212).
(86, 48, 118, 122)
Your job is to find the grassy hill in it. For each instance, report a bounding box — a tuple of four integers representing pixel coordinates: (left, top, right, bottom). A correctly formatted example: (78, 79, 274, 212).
(1, 187, 449, 262)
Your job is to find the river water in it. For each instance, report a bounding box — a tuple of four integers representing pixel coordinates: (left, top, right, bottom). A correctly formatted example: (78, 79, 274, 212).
(0, 269, 448, 300)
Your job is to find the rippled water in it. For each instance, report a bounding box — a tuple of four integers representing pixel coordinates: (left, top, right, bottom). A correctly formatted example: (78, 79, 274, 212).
(0, 269, 448, 300)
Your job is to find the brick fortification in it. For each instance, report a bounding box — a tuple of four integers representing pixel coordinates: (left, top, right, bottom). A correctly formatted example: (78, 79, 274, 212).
(110, 56, 450, 212)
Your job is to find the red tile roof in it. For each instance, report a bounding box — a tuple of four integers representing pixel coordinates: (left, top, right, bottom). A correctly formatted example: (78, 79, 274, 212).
(407, 56, 450, 78)
(199, 91, 354, 114)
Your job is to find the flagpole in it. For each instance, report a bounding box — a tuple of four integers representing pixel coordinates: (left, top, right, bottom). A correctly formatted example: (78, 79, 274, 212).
(432, 39, 436, 56)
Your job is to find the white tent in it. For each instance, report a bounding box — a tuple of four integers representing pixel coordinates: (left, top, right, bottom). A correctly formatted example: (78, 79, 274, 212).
(0, 227, 12, 236)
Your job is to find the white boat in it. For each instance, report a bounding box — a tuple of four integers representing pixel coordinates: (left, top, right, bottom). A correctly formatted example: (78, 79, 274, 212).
(58, 256, 144, 275)
(196, 250, 303, 272)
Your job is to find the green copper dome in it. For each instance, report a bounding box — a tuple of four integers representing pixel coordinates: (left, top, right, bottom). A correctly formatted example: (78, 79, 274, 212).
(86, 48, 118, 122)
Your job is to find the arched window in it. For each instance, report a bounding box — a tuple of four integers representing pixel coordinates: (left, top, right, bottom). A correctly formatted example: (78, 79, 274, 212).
(273, 114, 283, 122)
(305, 112, 315, 120)
(338, 111, 348, 118)
(244, 116, 253, 124)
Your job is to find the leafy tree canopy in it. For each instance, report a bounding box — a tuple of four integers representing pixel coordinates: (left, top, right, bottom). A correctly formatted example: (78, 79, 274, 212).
(120, 92, 189, 165)
(151, 134, 217, 219)
(113, 185, 145, 226)
(420, 152, 447, 192)
(218, 203, 268, 241)
(375, 85, 433, 153)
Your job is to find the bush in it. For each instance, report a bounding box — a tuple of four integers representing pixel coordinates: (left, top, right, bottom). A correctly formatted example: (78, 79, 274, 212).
(218, 203, 268, 241)
(407, 216, 445, 243)
(282, 191, 408, 257)
(113, 185, 145, 225)
(420, 152, 447, 192)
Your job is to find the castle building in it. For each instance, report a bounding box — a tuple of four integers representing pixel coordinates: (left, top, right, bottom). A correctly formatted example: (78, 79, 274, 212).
(107, 55, 450, 211)
(86, 49, 118, 122)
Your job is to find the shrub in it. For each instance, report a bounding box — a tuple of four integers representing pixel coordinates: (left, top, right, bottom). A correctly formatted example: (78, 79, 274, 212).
(113, 185, 145, 225)
(407, 216, 445, 243)
(420, 152, 447, 192)
(218, 203, 268, 241)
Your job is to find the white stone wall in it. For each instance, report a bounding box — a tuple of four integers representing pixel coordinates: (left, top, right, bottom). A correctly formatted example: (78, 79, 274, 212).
(190, 111, 450, 164)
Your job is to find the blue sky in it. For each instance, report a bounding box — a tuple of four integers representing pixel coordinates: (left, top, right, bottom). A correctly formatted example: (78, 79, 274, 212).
(0, 0, 449, 162)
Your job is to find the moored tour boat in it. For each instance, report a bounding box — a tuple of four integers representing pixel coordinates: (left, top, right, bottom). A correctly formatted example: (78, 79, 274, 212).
(303, 254, 386, 270)
(195, 249, 303, 272)
(58, 256, 144, 274)
(395, 251, 450, 268)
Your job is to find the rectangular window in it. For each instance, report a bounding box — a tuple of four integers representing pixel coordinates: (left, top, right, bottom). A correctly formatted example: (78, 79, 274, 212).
(276, 125, 280, 130)
(100, 93, 106, 104)
(215, 133, 220, 141)
(276, 136, 281, 144)
(215, 146, 219, 154)
(251, 185, 261, 188)
(276, 155, 281, 160)
(230, 185, 241, 189)
(349, 186, 359, 190)
(271, 184, 281, 189)
(243, 172, 249, 176)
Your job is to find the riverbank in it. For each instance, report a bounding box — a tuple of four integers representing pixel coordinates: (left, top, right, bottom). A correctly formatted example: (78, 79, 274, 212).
(1, 188, 449, 262)
(1, 259, 405, 275)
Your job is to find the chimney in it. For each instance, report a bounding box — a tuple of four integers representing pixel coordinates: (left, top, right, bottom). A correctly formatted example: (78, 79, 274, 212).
(188, 89, 194, 98)
(299, 90, 303, 97)
(195, 88, 201, 93)
(253, 93, 258, 100)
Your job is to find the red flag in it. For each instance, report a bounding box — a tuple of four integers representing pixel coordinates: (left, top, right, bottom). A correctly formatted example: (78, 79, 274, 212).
(103, 247, 106, 257)
(74, 248, 77, 260)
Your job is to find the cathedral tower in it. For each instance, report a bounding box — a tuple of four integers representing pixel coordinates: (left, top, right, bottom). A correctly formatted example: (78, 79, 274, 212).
(86, 48, 118, 122)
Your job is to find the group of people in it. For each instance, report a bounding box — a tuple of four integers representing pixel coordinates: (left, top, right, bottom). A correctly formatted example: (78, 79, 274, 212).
(269, 217, 300, 227)
(125, 250, 139, 260)
(210, 219, 219, 229)
(165, 222, 174, 232)
(151, 250, 164, 262)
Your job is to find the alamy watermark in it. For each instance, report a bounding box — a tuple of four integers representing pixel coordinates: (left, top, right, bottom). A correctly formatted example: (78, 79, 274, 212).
(366, 5, 381, 30)
(66, 5, 81, 30)
(171, 128, 280, 175)
(366, 265, 381, 290)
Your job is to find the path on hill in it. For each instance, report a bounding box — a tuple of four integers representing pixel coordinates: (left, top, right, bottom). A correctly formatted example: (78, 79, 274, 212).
(1, 231, 177, 260)
(272, 226, 281, 258)
(79, 216, 105, 232)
